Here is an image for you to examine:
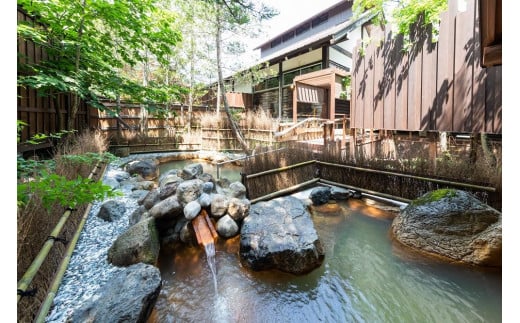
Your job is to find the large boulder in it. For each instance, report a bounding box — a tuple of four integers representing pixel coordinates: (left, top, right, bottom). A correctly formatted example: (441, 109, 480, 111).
(240, 196, 325, 274)
(176, 179, 204, 205)
(68, 263, 161, 323)
(391, 189, 502, 267)
(107, 217, 160, 267)
(125, 159, 159, 181)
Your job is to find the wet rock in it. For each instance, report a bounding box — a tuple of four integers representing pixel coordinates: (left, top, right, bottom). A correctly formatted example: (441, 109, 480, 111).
(309, 186, 331, 205)
(240, 196, 325, 275)
(216, 214, 239, 238)
(391, 189, 502, 267)
(198, 193, 212, 208)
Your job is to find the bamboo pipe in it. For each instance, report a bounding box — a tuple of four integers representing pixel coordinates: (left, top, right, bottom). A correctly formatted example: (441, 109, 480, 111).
(250, 178, 320, 204)
(17, 162, 102, 303)
(318, 179, 411, 205)
(34, 202, 94, 323)
(316, 161, 496, 192)
(34, 162, 108, 322)
(245, 160, 316, 180)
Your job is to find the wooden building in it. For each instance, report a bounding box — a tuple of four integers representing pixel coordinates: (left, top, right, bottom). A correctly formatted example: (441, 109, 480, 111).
(225, 0, 371, 123)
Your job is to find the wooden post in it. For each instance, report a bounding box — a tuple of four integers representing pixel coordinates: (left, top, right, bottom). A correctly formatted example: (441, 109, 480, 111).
(342, 115, 346, 150)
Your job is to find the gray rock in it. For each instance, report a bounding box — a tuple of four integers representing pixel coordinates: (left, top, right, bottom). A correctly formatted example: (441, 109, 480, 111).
(103, 177, 120, 190)
(68, 263, 161, 323)
(229, 181, 247, 199)
(129, 205, 148, 226)
(240, 196, 325, 274)
(202, 181, 214, 194)
(159, 174, 183, 190)
(125, 159, 159, 181)
(180, 163, 203, 180)
(310, 186, 331, 205)
(216, 214, 239, 238)
(330, 187, 352, 200)
(210, 194, 229, 218)
(142, 189, 160, 210)
(96, 200, 126, 222)
(176, 179, 203, 205)
(148, 195, 183, 220)
(130, 189, 150, 201)
(159, 182, 178, 200)
(198, 193, 212, 208)
(107, 217, 160, 267)
(184, 200, 202, 220)
(391, 189, 502, 267)
(227, 198, 250, 222)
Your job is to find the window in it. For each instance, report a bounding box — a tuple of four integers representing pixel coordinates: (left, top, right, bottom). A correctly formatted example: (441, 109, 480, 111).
(270, 37, 282, 48)
(282, 31, 295, 42)
(295, 23, 310, 35)
(311, 13, 328, 28)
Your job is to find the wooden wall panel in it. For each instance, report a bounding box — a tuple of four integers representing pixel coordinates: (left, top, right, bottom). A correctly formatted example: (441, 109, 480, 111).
(363, 42, 374, 129)
(373, 27, 385, 129)
(383, 30, 397, 130)
(436, 10, 454, 131)
(395, 46, 408, 130)
(421, 28, 437, 131)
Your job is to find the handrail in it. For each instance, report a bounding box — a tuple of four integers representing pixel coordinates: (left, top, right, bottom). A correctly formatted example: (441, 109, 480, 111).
(316, 161, 496, 192)
(273, 118, 327, 138)
(215, 147, 286, 179)
(17, 161, 102, 303)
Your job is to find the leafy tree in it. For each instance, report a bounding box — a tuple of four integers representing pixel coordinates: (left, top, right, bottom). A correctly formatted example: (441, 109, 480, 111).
(353, 0, 448, 46)
(208, 0, 277, 153)
(17, 0, 184, 130)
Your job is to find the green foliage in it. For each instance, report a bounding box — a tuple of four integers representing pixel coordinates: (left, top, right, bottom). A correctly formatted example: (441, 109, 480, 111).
(411, 188, 457, 206)
(59, 152, 118, 167)
(353, 0, 448, 48)
(18, 171, 121, 211)
(17, 0, 185, 115)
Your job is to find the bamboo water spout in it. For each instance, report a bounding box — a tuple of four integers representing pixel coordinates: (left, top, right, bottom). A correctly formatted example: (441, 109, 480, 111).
(192, 209, 218, 247)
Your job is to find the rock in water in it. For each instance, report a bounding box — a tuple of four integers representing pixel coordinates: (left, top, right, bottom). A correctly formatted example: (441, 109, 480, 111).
(391, 189, 501, 267)
(240, 196, 325, 274)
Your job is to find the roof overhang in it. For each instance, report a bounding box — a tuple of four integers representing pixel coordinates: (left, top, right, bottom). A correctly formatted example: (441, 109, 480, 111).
(254, 11, 376, 67)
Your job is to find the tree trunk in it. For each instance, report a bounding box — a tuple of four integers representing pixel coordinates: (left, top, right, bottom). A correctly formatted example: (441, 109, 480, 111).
(67, 0, 87, 131)
(215, 9, 250, 154)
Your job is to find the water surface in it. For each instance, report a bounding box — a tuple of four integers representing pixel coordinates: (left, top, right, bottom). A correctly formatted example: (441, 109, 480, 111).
(148, 200, 501, 323)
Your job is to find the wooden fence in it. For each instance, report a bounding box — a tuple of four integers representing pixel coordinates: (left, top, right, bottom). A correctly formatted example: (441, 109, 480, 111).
(17, 6, 90, 150)
(351, 0, 501, 134)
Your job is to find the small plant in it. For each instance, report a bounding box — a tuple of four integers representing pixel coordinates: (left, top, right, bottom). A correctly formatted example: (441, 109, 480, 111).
(411, 188, 456, 206)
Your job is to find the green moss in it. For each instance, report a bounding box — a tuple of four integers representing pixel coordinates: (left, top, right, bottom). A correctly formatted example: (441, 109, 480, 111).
(411, 189, 457, 206)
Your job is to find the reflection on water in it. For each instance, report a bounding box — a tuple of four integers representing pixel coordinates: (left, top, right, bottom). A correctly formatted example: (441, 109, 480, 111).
(148, 199, 501, 323)
(159, 159, 243, 183)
